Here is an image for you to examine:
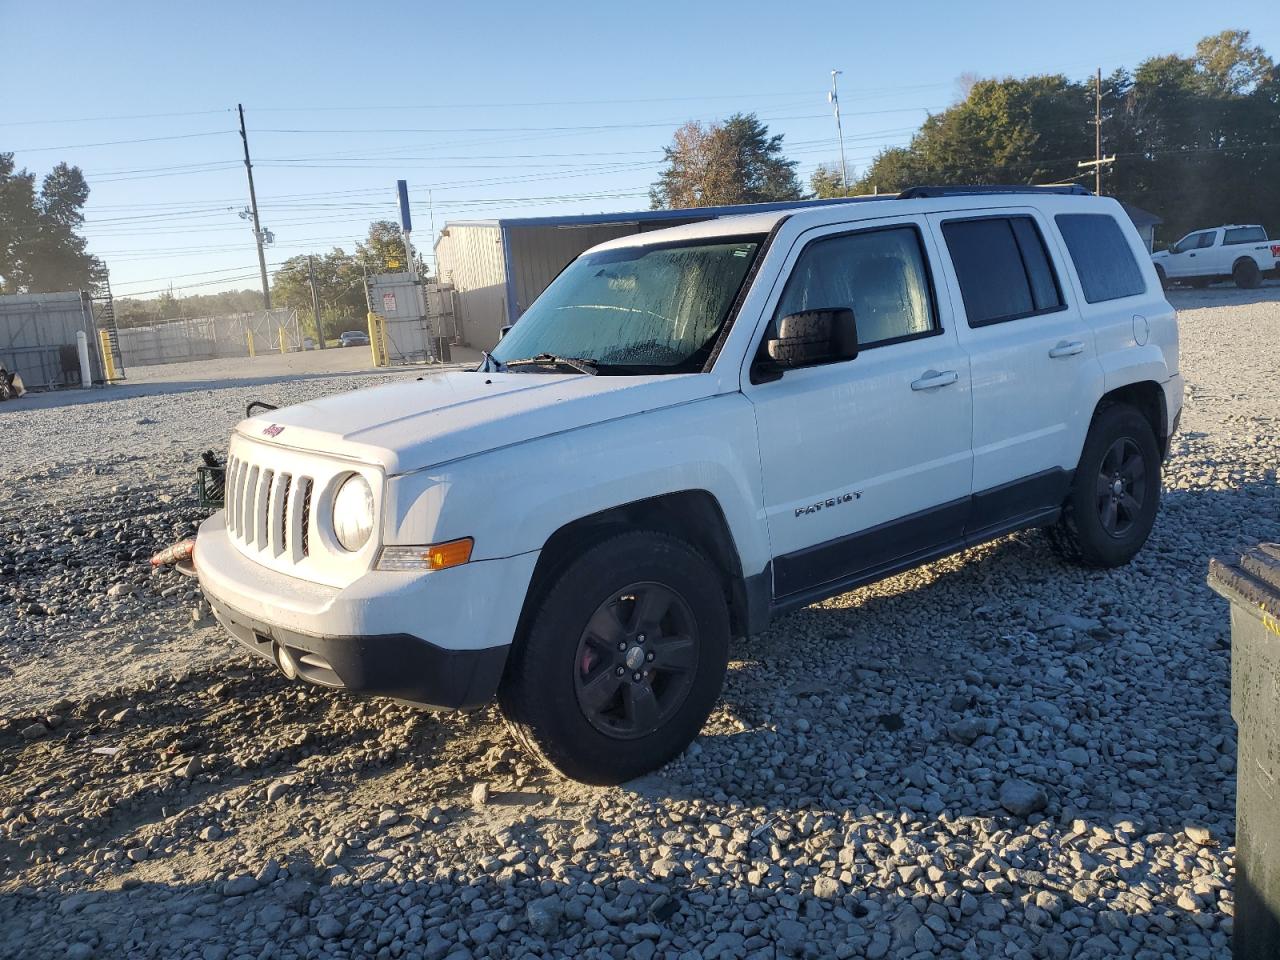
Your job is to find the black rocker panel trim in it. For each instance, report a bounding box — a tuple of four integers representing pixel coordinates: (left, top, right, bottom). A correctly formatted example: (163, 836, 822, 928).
(772, 468, 1072, 609)
(773, 496, 968, 598)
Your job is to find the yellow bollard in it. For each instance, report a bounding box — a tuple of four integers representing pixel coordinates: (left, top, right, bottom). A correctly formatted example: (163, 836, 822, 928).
(278, 328, 287, 355)
(247, 330, 256, 358)
(98, 329, 118, 381)
(366, 311, 383, 366)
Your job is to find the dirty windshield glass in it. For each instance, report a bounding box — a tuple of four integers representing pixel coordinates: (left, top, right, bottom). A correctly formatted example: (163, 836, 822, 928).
(490, 237, 763, 373)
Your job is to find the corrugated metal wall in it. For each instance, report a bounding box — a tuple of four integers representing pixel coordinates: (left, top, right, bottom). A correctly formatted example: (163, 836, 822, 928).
(506, 223, 641, 317)
(434, 224, 508, 349)
(0, 291, 101, 388)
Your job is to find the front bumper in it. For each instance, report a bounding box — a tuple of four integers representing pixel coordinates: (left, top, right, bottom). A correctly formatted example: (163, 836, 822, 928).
(206, 595, 506, 709)
(194, 512, 538, 709)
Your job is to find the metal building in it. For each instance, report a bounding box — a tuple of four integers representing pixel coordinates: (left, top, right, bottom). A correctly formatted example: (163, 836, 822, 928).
(0, 291, 102, 389)
(434, 198, 868, 351)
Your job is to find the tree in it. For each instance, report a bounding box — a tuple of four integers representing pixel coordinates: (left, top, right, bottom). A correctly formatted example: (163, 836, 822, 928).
(809, 163, 848, 199)
(851, 31, 1280, 241)
(0, 154, 101, 294)
(650, 113, 803, 208)
(357, 220, 429, 276)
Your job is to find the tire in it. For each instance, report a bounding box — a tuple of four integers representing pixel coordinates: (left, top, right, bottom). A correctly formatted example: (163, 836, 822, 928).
(1234, 258, 1262, 289)
(498, 530, 729, 784)
(1047, 404, 1161, 568)
(1154, 265, 1169, 290)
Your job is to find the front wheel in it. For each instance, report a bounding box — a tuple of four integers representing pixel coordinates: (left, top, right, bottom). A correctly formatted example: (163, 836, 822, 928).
(1047, 404, 1161, 568)
(498, 531, 729, 784)
(1155, 264, 1169, 290)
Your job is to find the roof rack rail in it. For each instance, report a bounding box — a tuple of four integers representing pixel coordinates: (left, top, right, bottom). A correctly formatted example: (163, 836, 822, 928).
(897, 184, 1092, 199)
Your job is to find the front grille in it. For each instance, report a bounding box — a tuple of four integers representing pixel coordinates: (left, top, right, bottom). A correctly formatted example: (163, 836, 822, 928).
(223, 454, 314, 562)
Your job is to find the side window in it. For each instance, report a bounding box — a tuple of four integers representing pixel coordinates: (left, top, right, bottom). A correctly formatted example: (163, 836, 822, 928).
(1196, 232, 1218, 249)
(1224, 226, 1266, 245)
(1054, 213, 1148, 304)
(941, 216, 1064, 327)
(774, 225, 937, 350)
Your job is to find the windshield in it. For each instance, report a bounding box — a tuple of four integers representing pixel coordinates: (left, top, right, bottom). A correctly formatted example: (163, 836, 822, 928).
(489, 236, 763, 374)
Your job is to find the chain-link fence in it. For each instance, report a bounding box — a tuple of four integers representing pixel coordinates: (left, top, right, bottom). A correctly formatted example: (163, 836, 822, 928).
(116, 309, 301, 367)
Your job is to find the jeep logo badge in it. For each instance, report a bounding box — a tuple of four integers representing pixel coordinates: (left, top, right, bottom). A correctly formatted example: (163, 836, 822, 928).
(262, 424, 284, 438)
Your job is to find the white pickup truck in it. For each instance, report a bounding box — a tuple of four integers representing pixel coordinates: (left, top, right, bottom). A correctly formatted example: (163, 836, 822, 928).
(1151, 224, 1279, 289)
(194, 186, 1182, 784)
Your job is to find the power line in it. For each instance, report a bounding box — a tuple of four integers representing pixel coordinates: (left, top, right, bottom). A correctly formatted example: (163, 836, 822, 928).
(0, 108, 233, 127)
(9, 130, 233, 153)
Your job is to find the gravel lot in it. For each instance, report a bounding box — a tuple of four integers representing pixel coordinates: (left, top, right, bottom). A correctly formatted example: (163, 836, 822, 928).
(1, 285, 1277, 960)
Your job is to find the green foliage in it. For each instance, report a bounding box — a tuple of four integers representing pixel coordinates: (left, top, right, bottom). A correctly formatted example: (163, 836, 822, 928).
(271, 250, 367, 342)
(853, 30, 1279, 242)
(650, 113, 803, 208)
(809, 163, 849, 199)
(0, 154, 102, 294)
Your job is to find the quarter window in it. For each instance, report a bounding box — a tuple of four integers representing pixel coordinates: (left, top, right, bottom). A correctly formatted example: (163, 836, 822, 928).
(774, 225, 937, 350)
(1055, 213, 1147, 303)
(942, 217, 1064, 326)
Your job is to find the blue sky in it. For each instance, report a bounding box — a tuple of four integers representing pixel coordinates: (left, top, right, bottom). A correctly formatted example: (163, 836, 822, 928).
(2, 0, 1276, 300)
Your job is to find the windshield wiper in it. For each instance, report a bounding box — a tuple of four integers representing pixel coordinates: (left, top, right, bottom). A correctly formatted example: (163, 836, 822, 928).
(477, 350, 506, 373)
(503, 353, 599, 375)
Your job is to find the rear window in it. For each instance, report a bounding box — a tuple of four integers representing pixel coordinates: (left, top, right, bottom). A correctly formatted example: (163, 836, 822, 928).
(1224, 226, 1267, 245)
(1055, 214, 1147, 303)
(942, 217, 1064, 326)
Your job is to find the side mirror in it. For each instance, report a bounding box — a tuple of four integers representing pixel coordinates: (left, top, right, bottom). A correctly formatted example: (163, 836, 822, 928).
(766, 308, 858, 368)
(498, 324, 513, 341)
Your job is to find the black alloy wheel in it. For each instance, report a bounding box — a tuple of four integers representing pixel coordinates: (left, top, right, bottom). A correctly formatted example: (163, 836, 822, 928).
(573, 583, 699, 739)
(1096, 437, 1147, 538)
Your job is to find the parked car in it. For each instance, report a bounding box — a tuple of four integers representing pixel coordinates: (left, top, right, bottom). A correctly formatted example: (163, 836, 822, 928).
(339, 330, 370, 347)
(193, 186, 1182, 784)
(1151, 224, 1278, 289)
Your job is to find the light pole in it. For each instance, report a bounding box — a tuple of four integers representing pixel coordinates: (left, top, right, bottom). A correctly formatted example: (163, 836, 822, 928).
(828, 69, 850, 195)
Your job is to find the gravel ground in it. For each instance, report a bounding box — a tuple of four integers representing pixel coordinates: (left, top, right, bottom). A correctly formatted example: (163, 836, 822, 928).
(1, 285, 1277, 960)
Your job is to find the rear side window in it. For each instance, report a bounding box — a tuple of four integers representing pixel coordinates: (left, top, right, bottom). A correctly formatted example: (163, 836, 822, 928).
(1055, 214, 1147, 303)
(942, 217, 1064, 326)
(1224, 226, 1267, 245)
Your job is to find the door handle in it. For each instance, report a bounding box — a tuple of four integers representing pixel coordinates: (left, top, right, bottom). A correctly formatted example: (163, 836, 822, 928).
(1188, 253, 1197, 258)
(910, 369, 958, 391)
(1048, 339, 1085, 359)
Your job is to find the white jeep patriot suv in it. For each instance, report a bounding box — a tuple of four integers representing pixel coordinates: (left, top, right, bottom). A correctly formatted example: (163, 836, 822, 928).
(195, 185, 1182, 784)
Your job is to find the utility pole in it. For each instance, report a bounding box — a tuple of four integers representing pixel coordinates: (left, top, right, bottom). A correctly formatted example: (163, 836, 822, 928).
(308, 255, 325, 349)
(238, 104, 272, 309)
(1077, 68, 1115, 194)
(828, 69, 849, 195)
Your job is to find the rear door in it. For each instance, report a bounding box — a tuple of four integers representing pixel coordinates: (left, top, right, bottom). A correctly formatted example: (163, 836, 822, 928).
(743, 215, 973, 601)
(927, 208, 1102, 536)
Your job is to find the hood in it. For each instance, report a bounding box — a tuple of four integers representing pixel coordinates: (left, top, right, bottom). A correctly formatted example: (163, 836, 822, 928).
(1150, 249, 1169, 261)
(236, 370, 720, 475)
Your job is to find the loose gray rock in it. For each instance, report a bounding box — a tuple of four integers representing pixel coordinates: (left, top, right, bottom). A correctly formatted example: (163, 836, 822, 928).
(999, 779, 1048, 817)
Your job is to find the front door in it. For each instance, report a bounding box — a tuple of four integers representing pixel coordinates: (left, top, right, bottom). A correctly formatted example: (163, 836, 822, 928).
(744, 217, 973, 601)
(1164, 230, 1217, 277)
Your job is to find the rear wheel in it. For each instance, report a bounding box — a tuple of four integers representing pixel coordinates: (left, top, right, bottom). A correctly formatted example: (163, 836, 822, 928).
(1047, 404, 1161, 568)
(498, 530, 729, 784)
(1234, 258, 1262, 289)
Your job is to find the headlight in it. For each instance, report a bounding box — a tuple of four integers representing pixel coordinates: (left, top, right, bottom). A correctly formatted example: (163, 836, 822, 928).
(332, 474, 375, 552)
